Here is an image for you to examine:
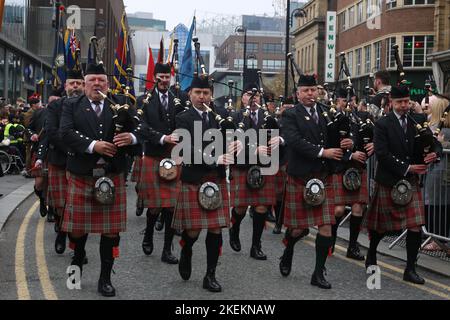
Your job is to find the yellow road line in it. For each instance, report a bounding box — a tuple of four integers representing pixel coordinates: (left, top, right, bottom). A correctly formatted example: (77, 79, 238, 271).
(35, 217, 58, 300)
(303, 238, 450, 300)
(15, 201, 39, 300)
(332, 241, 450, 293)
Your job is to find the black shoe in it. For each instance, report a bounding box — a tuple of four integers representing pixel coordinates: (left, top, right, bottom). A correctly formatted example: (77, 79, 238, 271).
(311, 270, 332, 289)
(142, 231, 154, 256)
(161, 249, 179, 264)
(98, 278, 116, 297)
(279, 248, 294, 277)
(273, 224, 282, 234)
(39, 202, 47, 217)
(365, 255, 377, 270)
(229, 227, 241, 252)
(155, 214, 164, 231)
(47, 208, 56, 223)
(54, 232, 66, 255)
(403, 269, 425, 285)
(250, 245, 267, 260)
(347, 245, 365, 261)
(203, 269, 222, 293)
(266, 212, 276, 223)
(136, 207, 144, 217)
(179, 247, 192, 280)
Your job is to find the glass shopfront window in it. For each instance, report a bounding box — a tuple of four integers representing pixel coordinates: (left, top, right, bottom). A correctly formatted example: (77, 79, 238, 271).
(7, 50, 22, 102)
(0, 46, 5, 99)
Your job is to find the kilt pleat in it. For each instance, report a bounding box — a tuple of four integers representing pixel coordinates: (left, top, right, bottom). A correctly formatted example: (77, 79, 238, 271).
(230, 167, 277, 207)
(130, 156, 142, 183)
(61, 173, 127, 234)
(364, 182, 425, 233)
(47, 164, 67, 209)
(332, 170, 369, 205)
(275, 165, 287, 201)
(172, 174, 230, 230)
(284, 175, 335, 229)
(137, 156, 180, 209)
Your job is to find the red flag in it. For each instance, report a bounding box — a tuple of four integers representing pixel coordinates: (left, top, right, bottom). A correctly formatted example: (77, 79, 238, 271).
(146, 47, 155, 90)
(157, 36, 164, 63)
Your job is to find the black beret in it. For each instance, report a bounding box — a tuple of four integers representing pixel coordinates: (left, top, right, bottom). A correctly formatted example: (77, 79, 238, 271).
(297, 74, 317, 87)
(390, 85, 410, 99)
(190, 75, 212, 90)
(283, 96, 295, 105)
(242, 83, 259, 95)
(85, 63, 106, 76)
(67, 69, 84, 80)
(337, 88, 348, 99)
(154, 63, 171, 75)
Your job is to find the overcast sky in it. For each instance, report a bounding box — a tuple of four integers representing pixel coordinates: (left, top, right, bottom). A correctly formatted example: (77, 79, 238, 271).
(124, 0, 281, 30)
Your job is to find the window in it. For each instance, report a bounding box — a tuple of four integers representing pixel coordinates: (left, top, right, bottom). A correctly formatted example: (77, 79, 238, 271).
(234, 59, 244, 69)
(262, 60, 285, 70)
(364, 44, 372, 74)
(348, 6, 355, 28)
(347, 51, 354, 76)
(263, 43, 283, 54)
(247, 58, 258, 69)
(386, 0, 397, 9)
(236, 42, 258, 54)
(301, 48, 304, 68)
(404, 0, 434, 4)
(403, 35, 434, 67)
(374, 41, 381, 71)
(356, 2, 364, 23)
(355, 48, 362, 76)
(386, 37, 396, 68)
(338, 11, 346, 32)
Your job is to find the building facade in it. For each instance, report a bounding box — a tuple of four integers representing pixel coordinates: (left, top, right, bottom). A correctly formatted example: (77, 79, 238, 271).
(336, 0, 435, 99)
(291, 0, 331, 84)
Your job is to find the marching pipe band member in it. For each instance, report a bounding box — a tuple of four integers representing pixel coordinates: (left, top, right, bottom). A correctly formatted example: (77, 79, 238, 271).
(364, 85, 440, 285)
(172, 75, 241, 293)
(330, 88, 374, 260)
(45, 70, 85, 255)
(280, 75, 342, 289)
(59, 63, 145, 297)
(137, 63, 185, 264)
(228, 83, 281, 261)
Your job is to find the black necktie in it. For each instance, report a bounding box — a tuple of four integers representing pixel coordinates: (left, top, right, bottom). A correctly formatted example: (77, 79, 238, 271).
(251, 111, 257, 127)
(401, 115, 407, 133)
(310, 107, 319, 125)
(202, 112, 209, 129)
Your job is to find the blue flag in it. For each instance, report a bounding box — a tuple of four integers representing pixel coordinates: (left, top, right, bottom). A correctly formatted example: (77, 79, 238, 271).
(51, 30, 67, 91)
(180, 16, 196, 91)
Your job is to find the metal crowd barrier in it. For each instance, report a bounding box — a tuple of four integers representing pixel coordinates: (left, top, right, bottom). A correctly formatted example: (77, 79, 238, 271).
(366, 150, 450, 251)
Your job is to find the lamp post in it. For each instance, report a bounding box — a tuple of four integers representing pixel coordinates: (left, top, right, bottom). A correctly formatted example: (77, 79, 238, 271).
(284, 4, 307, 98)
(235, 26, 247, 89)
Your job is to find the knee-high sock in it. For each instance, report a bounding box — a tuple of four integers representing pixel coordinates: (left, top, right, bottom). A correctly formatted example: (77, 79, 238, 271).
(349, 215, 363, 247)
(332, 215, 344, 243)
(367, 230, 384, 261)
(206, 232, 222, 270)
(99, 235, 120, 282)
(406, 230, 421, 271)
(145, 209, 158, 237)
(314, 234, 333, 274)
(252, 208, 266, 247)
(163, 209, 175, 251)
(69, 234, 88, 264)
(180, 230, 198, 250)
(274, 200, 284, 226)
(231, 208, 245, 229)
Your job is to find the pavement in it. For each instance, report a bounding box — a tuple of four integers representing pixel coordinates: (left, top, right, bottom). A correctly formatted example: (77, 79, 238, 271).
(0, 175, 34, 232)
(0, 175, 448, 277)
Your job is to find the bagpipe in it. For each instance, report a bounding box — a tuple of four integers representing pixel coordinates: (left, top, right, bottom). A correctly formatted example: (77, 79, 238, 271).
(392, 43, 437, 161)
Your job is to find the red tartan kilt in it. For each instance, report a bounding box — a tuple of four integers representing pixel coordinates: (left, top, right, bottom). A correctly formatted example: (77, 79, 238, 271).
(284, 175, 336, 229)
(172, 174, 230, 230)
(364, 182, 425, 233)
(131, 156, 143, 183)
(61, 173, 127, 234)
(230, 167, 277, 207)
(275, 165, 287, 201)
(47, 164, 67, 209)
(137, 156, 180, 209)
(30, 153, 46, 178)
(332, 170, 369, 205)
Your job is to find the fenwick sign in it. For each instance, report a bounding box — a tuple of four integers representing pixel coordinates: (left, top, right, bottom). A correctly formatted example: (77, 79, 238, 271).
(325, 11, 337, 83)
